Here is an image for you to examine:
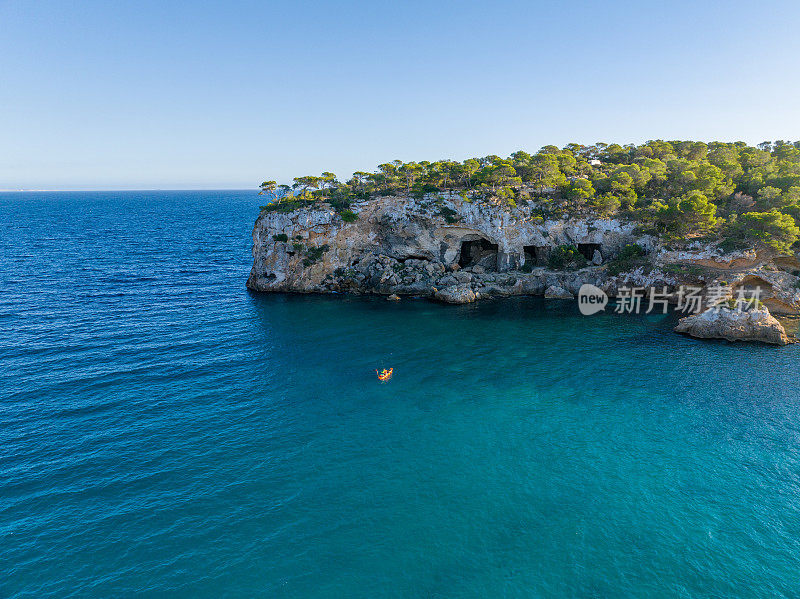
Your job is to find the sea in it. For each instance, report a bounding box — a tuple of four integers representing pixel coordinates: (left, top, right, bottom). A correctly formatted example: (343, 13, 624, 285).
(2, 190, 800, 598)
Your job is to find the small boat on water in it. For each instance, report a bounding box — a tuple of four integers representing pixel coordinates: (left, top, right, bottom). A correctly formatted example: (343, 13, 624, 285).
(377, 368, 393, 381)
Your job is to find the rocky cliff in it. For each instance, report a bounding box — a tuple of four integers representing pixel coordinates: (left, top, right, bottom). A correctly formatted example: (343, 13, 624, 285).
(247, 194, 800, 321)
(248, 193, 650, 298)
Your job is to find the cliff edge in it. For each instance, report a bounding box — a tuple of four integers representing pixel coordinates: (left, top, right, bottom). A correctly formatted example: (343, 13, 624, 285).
(247, 193, 651, 298)
(247, 193, 800, 323)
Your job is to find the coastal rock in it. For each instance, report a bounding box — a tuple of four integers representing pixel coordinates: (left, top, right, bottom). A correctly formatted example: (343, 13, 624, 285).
(245, 192, 800, 325)
(247, 194, 644, 295)
(434, 284, 477, 304)
(544, 285, 573, 299)
(674, 306, 790, 345)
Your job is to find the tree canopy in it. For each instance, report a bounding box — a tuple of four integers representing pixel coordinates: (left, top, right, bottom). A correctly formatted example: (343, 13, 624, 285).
(260, 139, 800, 253)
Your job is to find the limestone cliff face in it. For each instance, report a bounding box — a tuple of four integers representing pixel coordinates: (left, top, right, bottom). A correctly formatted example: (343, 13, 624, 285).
(247, 193, 649, 298)
(247, 194, 647, 296)
(246, 193, 800, 317)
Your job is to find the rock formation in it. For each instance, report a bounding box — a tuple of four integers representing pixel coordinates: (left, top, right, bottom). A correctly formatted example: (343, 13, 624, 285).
(433, 284, 477, 304)
(544, 285, 574, 299)
(674, 306, 790, 345)
(247, 193, 800, 344)
(247, 193, 650, 297)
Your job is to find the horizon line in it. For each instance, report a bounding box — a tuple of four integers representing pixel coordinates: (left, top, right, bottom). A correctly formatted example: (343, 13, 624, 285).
(0, 188, 258, 192)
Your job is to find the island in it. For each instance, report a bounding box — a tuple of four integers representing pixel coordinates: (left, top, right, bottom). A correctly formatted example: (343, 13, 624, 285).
(248, 140, 800, 345)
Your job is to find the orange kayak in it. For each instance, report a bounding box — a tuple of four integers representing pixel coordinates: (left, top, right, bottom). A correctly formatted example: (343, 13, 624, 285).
(377, 368, 393, 381)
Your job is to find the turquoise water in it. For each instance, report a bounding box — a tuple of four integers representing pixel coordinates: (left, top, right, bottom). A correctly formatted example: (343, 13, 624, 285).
(2, 191, 800, 598)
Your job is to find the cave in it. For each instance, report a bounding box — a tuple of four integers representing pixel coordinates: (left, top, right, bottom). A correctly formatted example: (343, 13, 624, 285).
(578, 243, 602, 262)
(734, 275, 777, 311)
(458, 237, 499, 270)
(736, 276, 774, 296)
(523, 245, 547, 267)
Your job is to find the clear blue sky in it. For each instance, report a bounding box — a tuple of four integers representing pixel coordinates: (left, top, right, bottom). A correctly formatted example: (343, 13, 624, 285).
(2, 0, 800, 190)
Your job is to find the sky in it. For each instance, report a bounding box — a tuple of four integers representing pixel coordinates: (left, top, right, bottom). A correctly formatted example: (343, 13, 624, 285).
(2, 0, 800, 190)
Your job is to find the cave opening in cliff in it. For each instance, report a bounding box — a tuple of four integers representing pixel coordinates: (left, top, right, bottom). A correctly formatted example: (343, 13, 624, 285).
(578, 243, 602, 262)
(736, 276, 774, 297)
(458, 237, 499, 270)
(523, 245, 547, 266)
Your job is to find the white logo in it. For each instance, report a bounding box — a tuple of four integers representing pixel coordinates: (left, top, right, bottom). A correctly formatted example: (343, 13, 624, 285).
(578, 284, 608, 315)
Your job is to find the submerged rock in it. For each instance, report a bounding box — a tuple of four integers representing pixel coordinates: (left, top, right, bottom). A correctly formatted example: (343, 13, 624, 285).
(674, 306, 790, 345)
(433, 284, 477, 304)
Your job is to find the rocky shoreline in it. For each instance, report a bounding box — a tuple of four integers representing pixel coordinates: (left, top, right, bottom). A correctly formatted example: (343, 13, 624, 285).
(675, 306, 791, 345)
(247, 193, 800, 345)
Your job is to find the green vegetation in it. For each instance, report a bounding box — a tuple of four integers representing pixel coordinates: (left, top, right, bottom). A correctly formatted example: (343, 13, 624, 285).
(662, 263, 704, 276)
(607, 244, 649, 275)
(547, 245, 587, 270)
(649, 191, 718, 237)
(437, 205, 459, 224)
(261, 140, 800, 253)
(340, 209, 358, 223)
(724, 210, 800, 253)
(303, 244, 330, 267)
(721, 297, 765, 311)
(261, 196, 313, 213)
(272, 233, 288, 242)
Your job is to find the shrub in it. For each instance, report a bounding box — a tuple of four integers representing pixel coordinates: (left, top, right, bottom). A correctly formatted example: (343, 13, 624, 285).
(547, 244, 587, 270)
(326, 189, 356, 212)
(607, 244, 648, 275)
(723, 210, 800, 253)
(438, 206, 459, 224)
(662, 263, 703, 276)
(261, 197, 313, 213)
(721, 297, 764, 311)
(718, 236, 750, 252)
(649, 191, 719, 236)
(496, 186, 517, 208)
(340, 210, 359, 222)
(590, 193, 622, 216)
(272, 233, 288, 242)
(303, 244, 330, 267)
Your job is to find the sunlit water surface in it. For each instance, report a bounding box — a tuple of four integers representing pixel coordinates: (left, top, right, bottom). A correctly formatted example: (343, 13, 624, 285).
(2, 191, 800, 598)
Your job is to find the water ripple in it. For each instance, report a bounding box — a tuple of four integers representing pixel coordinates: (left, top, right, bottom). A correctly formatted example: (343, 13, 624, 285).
(2, 191, 800, 597)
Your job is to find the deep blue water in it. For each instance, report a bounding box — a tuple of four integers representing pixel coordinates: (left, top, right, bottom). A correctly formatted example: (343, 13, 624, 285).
(2, 191, 800, 598)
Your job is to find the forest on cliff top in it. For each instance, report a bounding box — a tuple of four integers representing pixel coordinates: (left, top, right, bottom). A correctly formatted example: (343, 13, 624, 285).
(260, 140, 800, 253)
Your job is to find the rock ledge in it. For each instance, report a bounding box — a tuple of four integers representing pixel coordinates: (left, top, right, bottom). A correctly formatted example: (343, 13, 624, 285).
(674, 306, 790, 345)
(433, 284, 477, 304)
(544, 285, 574, 299)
